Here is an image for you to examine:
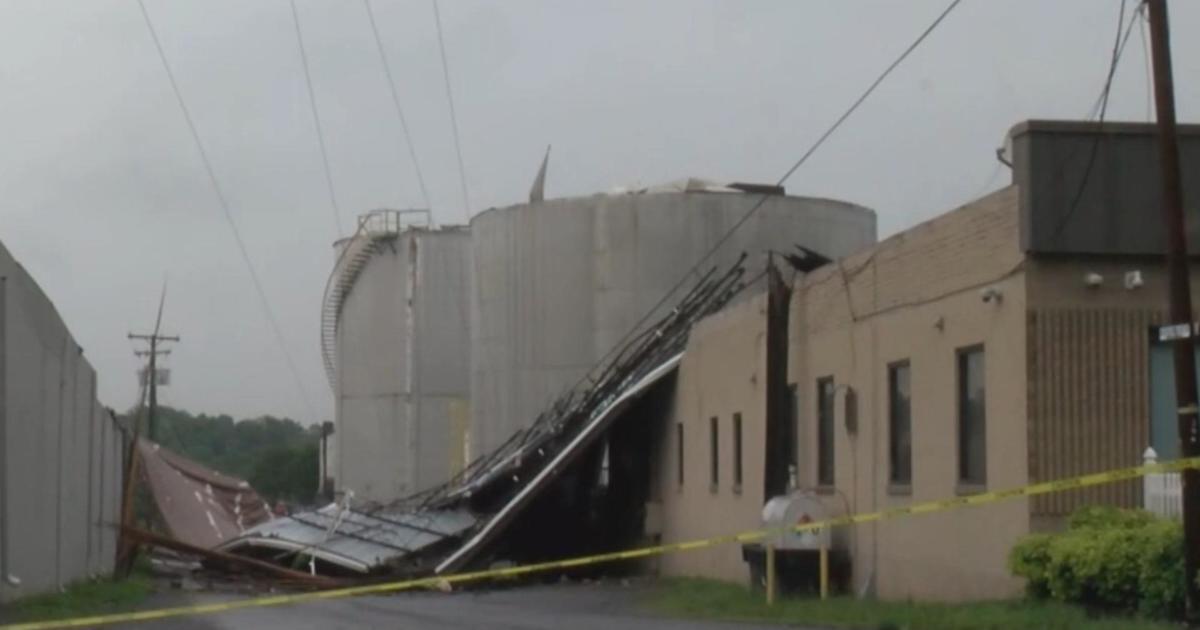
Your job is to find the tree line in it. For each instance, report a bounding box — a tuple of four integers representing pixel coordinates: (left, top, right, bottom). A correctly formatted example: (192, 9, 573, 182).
(122, 406, 322, 506)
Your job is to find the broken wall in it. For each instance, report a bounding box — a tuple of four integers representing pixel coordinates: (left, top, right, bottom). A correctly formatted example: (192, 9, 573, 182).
(0, 241, 124, 603)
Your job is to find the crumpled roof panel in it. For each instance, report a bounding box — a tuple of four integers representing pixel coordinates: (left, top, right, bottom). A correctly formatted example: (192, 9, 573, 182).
(139, 439, 273, 549)
(219, 504, 476, 573)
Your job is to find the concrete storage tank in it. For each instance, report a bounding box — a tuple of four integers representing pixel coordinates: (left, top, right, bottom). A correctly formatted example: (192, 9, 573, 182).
(322, 210, 471, 502)
(468, 179, 876, 457)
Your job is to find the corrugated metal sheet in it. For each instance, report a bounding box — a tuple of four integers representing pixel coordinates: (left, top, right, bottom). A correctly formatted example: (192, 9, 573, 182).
(218, 504, 475, 574)
(139, 439, 273, 549)
(1027, 308, 1158, 516)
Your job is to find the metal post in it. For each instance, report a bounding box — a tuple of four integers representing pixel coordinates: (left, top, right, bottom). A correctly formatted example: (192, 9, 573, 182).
(765, 544, 777, 605)
(820, 544, 829, 600)
(1146, 0, 1200, 620)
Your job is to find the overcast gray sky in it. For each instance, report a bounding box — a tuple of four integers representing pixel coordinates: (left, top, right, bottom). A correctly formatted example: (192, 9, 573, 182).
(1, 0, 1197, 425)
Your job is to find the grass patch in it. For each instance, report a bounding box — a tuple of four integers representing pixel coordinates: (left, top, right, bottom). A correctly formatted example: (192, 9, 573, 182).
(5, 575, 155, 623)
(645, 578, 1179, 630)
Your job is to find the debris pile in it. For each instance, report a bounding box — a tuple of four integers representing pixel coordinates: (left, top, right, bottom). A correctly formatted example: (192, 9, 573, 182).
(221, 254, 755, 579)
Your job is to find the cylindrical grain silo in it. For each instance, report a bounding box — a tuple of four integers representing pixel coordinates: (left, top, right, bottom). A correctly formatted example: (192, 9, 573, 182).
(324, 210, 471, 502)
(468, 180, 876, 457)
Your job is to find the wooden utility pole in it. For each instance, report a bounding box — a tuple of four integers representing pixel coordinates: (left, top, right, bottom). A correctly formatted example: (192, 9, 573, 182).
(129, 332, 178, 442)
(1145, 0, 1200, 619)
(116, 283, 176, 574)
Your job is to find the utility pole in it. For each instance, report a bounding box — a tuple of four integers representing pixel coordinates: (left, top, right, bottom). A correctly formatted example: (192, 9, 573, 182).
(1146, 0, 1200, 620)
(115, 283, 175, 574)
(127, 283, 177, 443)
(128, 332, 178, 442)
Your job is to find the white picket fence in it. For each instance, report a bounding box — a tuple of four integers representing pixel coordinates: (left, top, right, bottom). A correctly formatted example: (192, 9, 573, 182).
(1143, 447, 1183, 520)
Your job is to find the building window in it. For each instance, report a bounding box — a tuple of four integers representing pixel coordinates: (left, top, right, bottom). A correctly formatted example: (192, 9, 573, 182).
(958, 346, 986, 486)
(888, 361, 912, 488)
(817, 377, 835, 486)
(733, 412, 744, 491)
(788, 384, 800, 471)
(676, 422, 684, 488)
(709, 416, 719, 491)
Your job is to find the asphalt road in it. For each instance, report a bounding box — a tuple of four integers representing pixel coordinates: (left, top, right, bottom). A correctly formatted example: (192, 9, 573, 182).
(131, 582, 805, 630)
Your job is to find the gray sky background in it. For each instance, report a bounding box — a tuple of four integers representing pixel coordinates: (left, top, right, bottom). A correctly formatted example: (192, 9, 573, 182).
(1, 0, 1197, 425)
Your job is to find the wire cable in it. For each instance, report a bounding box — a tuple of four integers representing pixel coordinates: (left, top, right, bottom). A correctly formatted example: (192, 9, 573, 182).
(776, 0, 963, 185)
(1137, 3, 1153, 122)
(137, 0, 317, 421)
(1049, 0, 1139, 244)
(569, 0, 965, 390)
(431, 0, 473, 223)
(290, 0, 344, 237)
(363, 0, 432, 210)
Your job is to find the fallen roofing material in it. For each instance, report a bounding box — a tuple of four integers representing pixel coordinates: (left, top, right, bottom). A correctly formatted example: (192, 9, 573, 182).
(435, 352, 682, 574)
(123, 525, 339, 588)
(219, 503, 475, 574)
(222, 254, 755, 577)
(139, 439, 273, 549)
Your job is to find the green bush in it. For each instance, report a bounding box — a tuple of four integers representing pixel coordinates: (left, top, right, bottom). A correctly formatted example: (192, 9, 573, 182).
(1008, 507, 1183, 618)
(1067, 505, 1155, 531)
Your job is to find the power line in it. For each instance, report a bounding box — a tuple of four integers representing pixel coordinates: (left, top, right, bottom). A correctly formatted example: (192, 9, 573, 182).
(1049, 0, 1140, 244)
(363, 0, 432, 210)
(432, 0, 472, 223)
(1137, 3, 1153, 121)
(574, 0, 965, 387)
(136, 0, 317, 421)
(1086, 0, 1141, 121)
(776, 0, 963, 185)
(290, 0, 344, 237)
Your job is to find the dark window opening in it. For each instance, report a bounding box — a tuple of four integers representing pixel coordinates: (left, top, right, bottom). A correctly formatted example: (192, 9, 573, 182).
(889, 362, 912, 486)
(958, 346, 986, 486)
(788, 384, 800, 472)
(733, 413, 744, 489)
(676, 422, 684, 487)
(817, 377, 835, 486)
(709, 416, 719, 490)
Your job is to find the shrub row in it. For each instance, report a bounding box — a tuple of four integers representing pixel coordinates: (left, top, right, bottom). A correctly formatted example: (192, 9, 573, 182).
(1009, 506, 1183, 618)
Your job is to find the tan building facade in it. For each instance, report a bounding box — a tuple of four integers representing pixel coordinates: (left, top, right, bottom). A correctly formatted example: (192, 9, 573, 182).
(651, 120, 1200, 601)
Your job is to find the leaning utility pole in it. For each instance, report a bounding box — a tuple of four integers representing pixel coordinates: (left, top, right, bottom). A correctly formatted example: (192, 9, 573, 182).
(128, 283, 178, 443)
(1146, 0, 1200, 620)
(128, 332, 177, 442)
(116, 283, 176, 574)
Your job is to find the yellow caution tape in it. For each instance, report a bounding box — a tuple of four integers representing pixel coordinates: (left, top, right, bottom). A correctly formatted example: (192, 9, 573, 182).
(6, 456, 1198, 630)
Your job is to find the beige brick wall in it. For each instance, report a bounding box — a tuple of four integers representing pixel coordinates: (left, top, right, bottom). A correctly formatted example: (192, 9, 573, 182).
(655, 292, 767, 583)
(791, 186, 1031, 601)
(654, 187, 1035, 598)
(651, 183, 1200, 601)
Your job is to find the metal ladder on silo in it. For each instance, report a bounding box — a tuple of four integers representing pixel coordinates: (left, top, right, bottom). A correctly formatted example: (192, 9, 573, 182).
(319, 209, 432, 390)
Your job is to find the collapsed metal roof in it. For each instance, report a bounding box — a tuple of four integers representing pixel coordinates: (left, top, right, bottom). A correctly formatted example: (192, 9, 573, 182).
(223, 254, 754, 576)
(220, 504, 475, 574)
(139, 439, 273, 549)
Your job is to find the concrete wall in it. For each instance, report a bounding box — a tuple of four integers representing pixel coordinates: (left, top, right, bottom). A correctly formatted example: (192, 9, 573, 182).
(0, 240, 124, 603)
(654, 293, 768, 580)
(335, 227, 471, 501)
(469, 191, 876, 459)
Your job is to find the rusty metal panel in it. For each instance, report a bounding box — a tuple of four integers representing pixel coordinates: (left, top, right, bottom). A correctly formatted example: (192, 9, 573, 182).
(139, 439, 273, 549)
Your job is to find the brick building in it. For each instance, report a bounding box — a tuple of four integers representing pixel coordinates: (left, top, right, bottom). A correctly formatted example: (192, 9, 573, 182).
(651, 120, 1200, 600)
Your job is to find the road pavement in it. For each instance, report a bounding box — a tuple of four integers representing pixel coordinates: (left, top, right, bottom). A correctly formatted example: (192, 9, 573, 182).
(131, 581, 806, 629)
